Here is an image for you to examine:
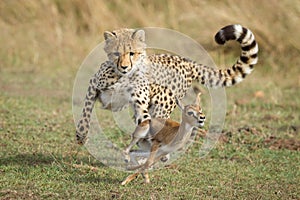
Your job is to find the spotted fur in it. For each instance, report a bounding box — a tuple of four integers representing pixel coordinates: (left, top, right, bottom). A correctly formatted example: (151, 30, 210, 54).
(122, 93, 205, 185)
(76, 24, 258, 145)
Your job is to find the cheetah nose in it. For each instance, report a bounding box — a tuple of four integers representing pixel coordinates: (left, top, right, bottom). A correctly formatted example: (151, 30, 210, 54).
(120, 66, 128, 70)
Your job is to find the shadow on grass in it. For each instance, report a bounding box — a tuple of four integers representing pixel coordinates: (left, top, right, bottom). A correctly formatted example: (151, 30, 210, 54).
(69, 173, 122, 184)
(0, 152, 121, 184)
(0, 153, 55, 166)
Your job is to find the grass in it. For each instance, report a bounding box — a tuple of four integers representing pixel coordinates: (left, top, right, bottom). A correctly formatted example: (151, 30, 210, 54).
(1, 1, 300, 199)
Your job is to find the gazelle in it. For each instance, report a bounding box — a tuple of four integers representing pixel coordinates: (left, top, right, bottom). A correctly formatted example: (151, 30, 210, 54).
(122, 93, 206, 185)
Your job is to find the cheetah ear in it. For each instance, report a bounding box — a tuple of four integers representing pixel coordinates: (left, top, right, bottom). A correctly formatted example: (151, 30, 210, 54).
(132, 29, 145, 42)
(175, 97, 184, 111)
(104, 31, 116, 41)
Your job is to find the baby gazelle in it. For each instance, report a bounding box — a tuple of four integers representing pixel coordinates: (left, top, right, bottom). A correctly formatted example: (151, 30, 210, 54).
(122, 93, 205, 185)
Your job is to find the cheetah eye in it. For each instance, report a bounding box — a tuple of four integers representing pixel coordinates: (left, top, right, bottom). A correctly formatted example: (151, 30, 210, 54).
(129, 52, 135, 56)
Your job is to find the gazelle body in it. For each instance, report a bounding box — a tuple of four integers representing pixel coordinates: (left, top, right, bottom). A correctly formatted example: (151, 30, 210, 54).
(122, 93, 205, 185)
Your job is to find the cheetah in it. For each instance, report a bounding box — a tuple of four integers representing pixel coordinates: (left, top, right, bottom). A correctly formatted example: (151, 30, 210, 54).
(75, 24, 258, 146)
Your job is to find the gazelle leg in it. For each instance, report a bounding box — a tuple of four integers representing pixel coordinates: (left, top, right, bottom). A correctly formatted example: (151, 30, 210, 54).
(123, 121, 150, 162)
(122, 143, 160, 185)
(136, 142, 159, 184)
(128, 150, 150, 167)
(121, 172, 140, 185)
(123, 137, 140, 162)
(142, 170, 150, 184)
(142, 142, 159, 169)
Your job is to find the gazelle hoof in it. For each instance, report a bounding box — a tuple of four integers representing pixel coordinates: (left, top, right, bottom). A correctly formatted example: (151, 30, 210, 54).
(160, 154, 170, 162)
(123, 151, 130, 163)
(121, 180, 128, 185)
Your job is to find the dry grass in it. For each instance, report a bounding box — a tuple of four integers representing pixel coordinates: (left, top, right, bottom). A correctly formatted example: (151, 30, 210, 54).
(1, 0, 299, 70)
(0, 1, 299, 199)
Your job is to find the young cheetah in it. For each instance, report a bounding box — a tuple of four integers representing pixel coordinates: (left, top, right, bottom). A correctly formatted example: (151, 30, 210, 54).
(75, 25, 258, 146)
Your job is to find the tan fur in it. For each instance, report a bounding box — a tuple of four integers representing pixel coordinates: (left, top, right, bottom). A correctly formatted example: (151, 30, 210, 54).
(76, 25, 258, 149)
(122, 93, 205, 185)
(151, 119, 180, 144)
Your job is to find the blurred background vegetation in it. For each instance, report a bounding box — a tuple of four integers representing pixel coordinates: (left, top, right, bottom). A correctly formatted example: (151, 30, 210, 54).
(1, 0, 299, 76)
(0, 1, 299, 199)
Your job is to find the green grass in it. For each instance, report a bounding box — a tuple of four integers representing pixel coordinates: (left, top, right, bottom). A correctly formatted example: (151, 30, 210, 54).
(1, 1, 300, 199)
(0, 61, 299, 200)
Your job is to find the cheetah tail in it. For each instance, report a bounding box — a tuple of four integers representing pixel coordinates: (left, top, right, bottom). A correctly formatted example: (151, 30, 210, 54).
(212, 24, 259, 87)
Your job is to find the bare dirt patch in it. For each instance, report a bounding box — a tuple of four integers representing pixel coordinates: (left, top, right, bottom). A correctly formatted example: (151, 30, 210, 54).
(264, 136, 300, 151)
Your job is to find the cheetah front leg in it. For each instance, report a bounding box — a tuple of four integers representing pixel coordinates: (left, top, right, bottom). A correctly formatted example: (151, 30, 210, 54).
(123, 88, 152, 162)
(76, 76, 99, 145)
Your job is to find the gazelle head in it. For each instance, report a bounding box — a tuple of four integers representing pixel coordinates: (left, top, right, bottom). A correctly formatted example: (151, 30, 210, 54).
(176, 93, 206, 127)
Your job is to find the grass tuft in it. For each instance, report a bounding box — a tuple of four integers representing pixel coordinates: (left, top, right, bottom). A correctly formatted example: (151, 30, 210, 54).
(0, 1, 299, 199)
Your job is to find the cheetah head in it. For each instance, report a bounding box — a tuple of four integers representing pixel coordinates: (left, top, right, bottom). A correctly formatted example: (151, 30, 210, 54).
(103, 29, 147, 75)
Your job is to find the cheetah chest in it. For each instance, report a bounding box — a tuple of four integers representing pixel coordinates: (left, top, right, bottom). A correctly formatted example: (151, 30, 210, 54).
(99, 86, 131, 112)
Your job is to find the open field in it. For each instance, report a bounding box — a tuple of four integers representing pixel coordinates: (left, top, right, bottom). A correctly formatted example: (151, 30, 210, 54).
(0, 1, 299, 199)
